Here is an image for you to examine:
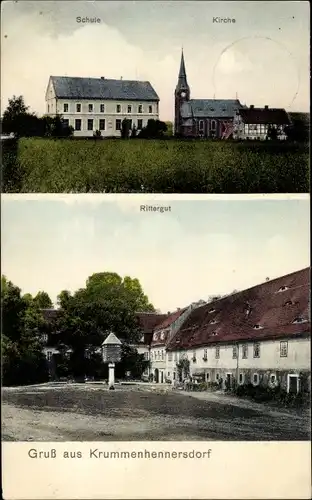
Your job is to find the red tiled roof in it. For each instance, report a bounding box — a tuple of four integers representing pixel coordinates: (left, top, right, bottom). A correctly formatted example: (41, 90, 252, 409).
(154, 308, 187, 331)
(135, 312, 168, 345)
(239, 107, 290, 125)
(167, 268, 310, 350)
(136, 312, 167, 333)
(151, 308, 188, 346)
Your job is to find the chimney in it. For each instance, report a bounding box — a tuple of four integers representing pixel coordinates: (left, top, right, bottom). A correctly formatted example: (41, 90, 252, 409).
(100, 76, 105, 80)
(120, 76, 123, 80)
(250, 105, 254, 109)
(264, 105, 268, 109)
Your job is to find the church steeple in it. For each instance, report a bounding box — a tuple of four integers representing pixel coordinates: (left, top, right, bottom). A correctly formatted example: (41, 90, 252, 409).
(174, 49, 191, 137)
(175, 49, 190, 96)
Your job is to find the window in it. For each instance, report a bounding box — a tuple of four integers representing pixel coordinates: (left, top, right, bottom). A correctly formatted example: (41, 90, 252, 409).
(252, 373, 259, 386)
(63, 119, 69, 128)
(47, 351, 52, 361)
(148, 105, 153, 113)
(88, 104, 93, 113)
(206, 372, 210, 381)
(253, 343, 260, 358)
(238, 372, 244, 385)
(216, 373, 220, 381)
(116, 104, 121, 113)
(63, 103, 69, 112)
(138, 104, 143, 113)
(47, 104, 50, 113)
(253, 324, 263, 330)
(116, 119, 122, 131)
(128, 119, 132, 130)
(270, 374, 276, 384)
(41, 334, 48, 343)
(162, 350, 164, 360)
(211, 120, 216, 130)
(168, 352, 172, 362)
(127, 105, 132, 113)
(99, 119, 105, 131)
(76, 103, 81, 112)
(100, 104, 105, 113)
(203, 348, 207, 361)
(150, 352, 153, 361)
(215, 346, 220, 359)
(167, 372, 170, 377)
(173, 372, 176, 380)
(144, 352, 149, 360)
(242, 344, 248, 359)
(192, 351, 196, 362)
(87, 119, 93, 131)
(278, 286, 288, 292)
(199, 120, 204, 131)
(209, 308, 216, 314)
(232, 346, 238, 359)
(293, 317, 307, 324)
(137, 119, 143, 129)
(280, 341, 288, 357)
(210, 319, 218, 325)
(75, 119, 82, 131)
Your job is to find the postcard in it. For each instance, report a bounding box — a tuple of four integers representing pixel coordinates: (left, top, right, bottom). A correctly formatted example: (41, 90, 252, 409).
(1, 194, 311, 498)
(1, 1, 310, 193)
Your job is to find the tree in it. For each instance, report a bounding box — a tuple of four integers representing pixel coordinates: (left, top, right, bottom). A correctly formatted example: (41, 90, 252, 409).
(121, 118, 131, 139)
(1, 276, 49, 386)
(33, 291, 53, 309)
(267, 125, 278, 140)
(54, 272, 155, 379)
(138, 119, 168, 139)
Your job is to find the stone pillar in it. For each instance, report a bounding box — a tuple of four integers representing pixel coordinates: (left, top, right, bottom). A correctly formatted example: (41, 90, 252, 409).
(108, 363, 115, 390)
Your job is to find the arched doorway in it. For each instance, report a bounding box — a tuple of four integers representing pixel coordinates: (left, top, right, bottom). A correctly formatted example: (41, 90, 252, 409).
(154, 368, 159, 383)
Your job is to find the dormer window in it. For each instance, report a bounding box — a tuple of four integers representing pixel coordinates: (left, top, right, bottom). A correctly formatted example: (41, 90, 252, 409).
(293, 317, 307, 324)
(253, 324, 263, 330)
(175, 339, 180, 344)
(210, 319, 218, 325)
(160, 331, 165, 340)
(284, 300, 293, 306)
(278, 286, 289, 292)
(211, 331, 218, 336)
(209, 308, 216, 314)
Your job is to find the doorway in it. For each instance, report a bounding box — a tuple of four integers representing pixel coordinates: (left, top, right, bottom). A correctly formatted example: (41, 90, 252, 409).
(287, 374, 299, 394)
(154, 368, 159, 383)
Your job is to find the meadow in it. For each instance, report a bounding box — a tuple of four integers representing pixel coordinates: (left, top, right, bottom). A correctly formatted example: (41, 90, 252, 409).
(2, 137, 309, 193)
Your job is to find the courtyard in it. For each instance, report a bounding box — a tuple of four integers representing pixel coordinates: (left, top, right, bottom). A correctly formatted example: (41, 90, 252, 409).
(2, 383, 310, 441)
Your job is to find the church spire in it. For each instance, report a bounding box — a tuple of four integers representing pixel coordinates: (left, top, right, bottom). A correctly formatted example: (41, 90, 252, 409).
(176, 48, 190, 94)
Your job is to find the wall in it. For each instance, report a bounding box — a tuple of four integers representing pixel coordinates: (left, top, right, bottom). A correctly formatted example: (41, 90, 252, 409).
(46, 95, 159, 137)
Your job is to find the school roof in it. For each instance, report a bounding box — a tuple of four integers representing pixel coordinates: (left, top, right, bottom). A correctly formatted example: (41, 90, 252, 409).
(49, 76, 159, 101)
(238, 107, 290, 125)
(167, 268, 310, 350)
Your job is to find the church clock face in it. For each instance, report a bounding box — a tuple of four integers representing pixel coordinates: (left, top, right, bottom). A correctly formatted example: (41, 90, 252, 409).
(180, 91, 186, 98)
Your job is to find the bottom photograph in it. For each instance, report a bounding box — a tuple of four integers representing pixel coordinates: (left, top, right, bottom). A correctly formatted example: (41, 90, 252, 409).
(1, 195, 310, 442)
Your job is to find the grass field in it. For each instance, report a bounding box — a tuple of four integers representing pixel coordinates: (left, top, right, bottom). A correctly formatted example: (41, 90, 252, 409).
(2, 383, 310, 441)
(2, 138, 309, 193)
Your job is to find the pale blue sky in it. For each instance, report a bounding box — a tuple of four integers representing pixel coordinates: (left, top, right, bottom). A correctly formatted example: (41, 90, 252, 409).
(1, 196, 310, 312)
(1, 1, 310, 120)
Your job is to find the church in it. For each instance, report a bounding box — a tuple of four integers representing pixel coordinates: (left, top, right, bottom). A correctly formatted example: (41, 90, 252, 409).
(174, 50, 245, 139)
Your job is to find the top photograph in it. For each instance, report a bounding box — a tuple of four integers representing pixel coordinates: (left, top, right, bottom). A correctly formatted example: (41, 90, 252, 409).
(1, 0, 310, 194)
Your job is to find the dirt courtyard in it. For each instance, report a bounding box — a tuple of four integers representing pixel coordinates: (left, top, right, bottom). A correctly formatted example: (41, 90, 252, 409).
(2, 383, 310, 441)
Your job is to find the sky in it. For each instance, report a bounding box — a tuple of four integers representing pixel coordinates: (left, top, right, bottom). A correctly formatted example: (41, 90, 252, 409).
(1, 1, 310, 121)
(1, 195, 310, 313)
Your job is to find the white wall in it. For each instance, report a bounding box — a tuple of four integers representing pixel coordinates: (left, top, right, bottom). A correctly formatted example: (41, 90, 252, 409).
(179, 337, 310, 375)
(46, 95, 159, 137)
